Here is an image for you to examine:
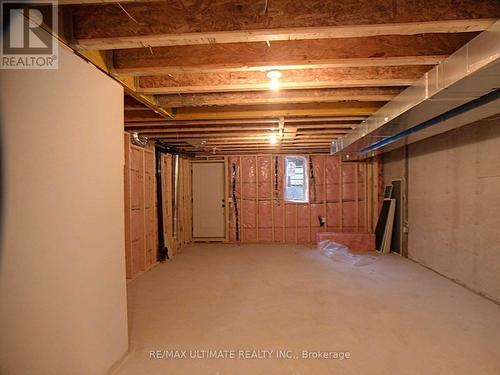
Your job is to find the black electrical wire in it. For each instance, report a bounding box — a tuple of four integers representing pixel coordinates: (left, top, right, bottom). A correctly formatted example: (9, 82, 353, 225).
(309, 156, 316, 202)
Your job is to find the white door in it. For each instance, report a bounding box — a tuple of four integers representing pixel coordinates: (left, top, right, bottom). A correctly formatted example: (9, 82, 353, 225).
(192, 162, 226, 239)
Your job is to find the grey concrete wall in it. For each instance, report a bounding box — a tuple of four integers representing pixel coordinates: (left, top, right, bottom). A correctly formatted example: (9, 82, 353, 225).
(383, 118, 500, 302)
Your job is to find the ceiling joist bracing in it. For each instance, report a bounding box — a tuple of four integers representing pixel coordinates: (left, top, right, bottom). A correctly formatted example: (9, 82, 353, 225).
(61, 0, 500, 154)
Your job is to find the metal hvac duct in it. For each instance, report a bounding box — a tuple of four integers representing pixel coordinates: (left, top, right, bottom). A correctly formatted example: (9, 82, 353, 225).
(131, 132, 149, 147)
(332, 20, 500, 159)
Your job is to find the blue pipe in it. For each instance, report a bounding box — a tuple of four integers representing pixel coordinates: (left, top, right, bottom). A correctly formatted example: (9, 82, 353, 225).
(360, 89, 500, 154)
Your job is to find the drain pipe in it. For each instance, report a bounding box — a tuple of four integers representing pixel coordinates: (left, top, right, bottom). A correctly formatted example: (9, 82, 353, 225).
(131, 132, 149, 147)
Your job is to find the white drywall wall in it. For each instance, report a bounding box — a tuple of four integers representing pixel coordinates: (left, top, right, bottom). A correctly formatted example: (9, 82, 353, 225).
(0, 44, 128, 374)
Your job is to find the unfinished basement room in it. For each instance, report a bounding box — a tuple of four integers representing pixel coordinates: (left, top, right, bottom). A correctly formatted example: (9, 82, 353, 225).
(1, 1, 500, 374)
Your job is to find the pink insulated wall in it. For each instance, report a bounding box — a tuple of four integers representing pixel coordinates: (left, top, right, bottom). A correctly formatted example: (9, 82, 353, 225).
(228, 155, 380, 243)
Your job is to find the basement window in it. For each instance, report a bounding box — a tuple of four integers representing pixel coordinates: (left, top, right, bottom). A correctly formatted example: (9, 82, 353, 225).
(284, 156, 309, 203)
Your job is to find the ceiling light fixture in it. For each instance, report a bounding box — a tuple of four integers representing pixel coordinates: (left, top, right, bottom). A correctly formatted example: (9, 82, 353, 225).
(269, 132, 278, 144)
(266, 70, 282, 90)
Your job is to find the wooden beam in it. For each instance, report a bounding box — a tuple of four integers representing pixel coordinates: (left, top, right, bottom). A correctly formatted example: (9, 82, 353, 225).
(138, 66, 428, 94)
(145, 133, 348, 140)
(72, 0, 499, 41)
(156, 87, 401, 107)
(148, 132, 300, 139)
(169, 102, 383, 120)
(75, 19, 495, 50)
(133, 124, 356, 133)
(134, 126, 282, 133)
(167, 141, 336, 147)
(111, 34, 478, 75)
(125, 117, 366, 126)
(186, 145, 333, 151)
(115, 56, 446, 76)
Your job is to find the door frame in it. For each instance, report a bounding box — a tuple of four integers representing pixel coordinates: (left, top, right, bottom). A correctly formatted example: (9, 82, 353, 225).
(190, 159, 228, 242)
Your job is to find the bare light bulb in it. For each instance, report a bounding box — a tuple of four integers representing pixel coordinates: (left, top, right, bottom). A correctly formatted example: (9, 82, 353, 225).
(269, 78, 280, 90)
(266, 70, 282, 91)
(269, 133, 278, 144)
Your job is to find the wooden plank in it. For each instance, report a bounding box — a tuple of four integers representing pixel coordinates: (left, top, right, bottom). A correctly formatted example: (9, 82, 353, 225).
(159, 141, 342, 146)
(156, 87, 401, 107)
(224, 156, 230, 242)
(111, 34, 478, 76)
(139, 79, 415, 94)
(255, 155, 259, 241)
(271, 156, 275, 242)
(137, 66, 430, 94)
(148, 131, 348, 139)
(75, 19, 495, 49)
(115, 56, 446, 76)
(355, 163, 359, 232)
(125, 117, 367, 127)
(239, 156, 243, 242)
(339, 158, 343, 232)
(323, 156, 327, 235)
(166, 103, 382, 120)
(132, 124, 357, 133)
(123, 133, 132, 278)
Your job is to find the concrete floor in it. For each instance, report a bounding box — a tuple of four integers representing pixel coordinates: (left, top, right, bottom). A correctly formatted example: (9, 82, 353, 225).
(113, 243, 500, 375)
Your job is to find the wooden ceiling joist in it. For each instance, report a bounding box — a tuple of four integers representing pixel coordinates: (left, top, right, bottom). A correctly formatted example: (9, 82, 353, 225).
(75, 19, 495, 50)
(124, 117, 367, 126)
(133, 124, 356, 134)
(170, 102, 382, 120)
(155, 87, 402, 107)
(115, 55, 446, 76)
(144, 133, 348, 141)
(164, 141, 337, 147)
(137, 66, 429, 94)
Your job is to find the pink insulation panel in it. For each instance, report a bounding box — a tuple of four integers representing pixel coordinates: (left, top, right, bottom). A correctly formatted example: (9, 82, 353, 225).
(258, 156, 272, 198)
(228, 154, 375, 243)
(258, 200, 273, 228)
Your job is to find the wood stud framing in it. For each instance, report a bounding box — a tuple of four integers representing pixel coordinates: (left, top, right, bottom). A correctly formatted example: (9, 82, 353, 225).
(123, 133, 191, 279)
(223, 154, 380, 243)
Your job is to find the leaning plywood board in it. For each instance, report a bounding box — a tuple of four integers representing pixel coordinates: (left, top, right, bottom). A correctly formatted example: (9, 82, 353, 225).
(381, 199, 396, 253)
